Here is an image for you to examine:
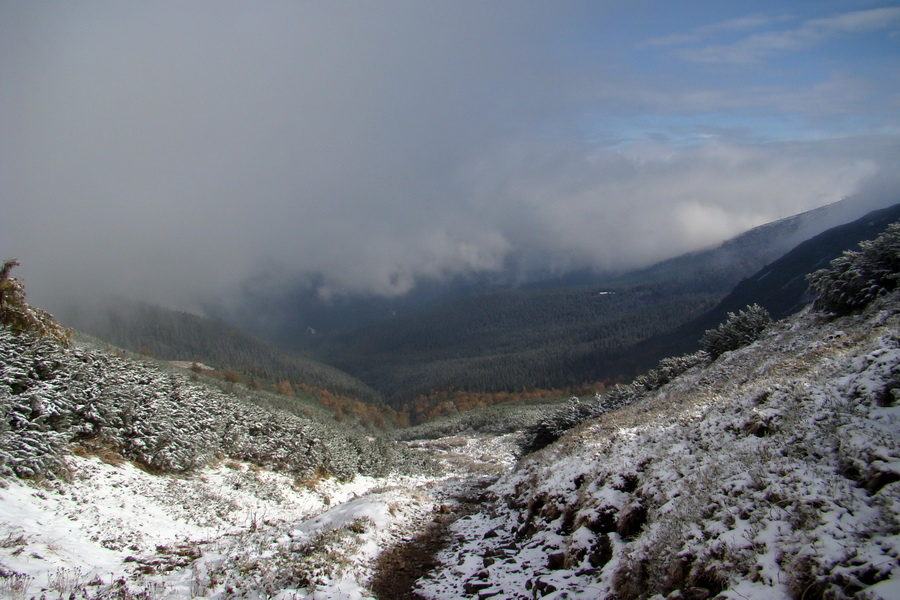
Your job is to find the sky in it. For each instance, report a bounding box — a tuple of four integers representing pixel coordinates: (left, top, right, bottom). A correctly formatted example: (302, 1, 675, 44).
(2, 0, 899, 314)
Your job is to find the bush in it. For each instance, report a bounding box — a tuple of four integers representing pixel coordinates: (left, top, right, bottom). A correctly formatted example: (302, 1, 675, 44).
(807, 222, 900, 316)
(0, 259, 71, 345)
(700, 304, 772, 360)
(518, 351, 707, 455)
(518, 398, 603, 456)
(0, 326, 434, 481)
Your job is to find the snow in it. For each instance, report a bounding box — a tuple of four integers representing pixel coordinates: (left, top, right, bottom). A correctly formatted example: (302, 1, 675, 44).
(0, 454, 438, 599)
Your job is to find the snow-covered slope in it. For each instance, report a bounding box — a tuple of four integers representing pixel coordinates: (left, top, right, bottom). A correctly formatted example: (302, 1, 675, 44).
(415, 294, 900, 599)
(0, 452, 442, 599)
(0, 327, 429, 482)
(0, 319, 438, 599)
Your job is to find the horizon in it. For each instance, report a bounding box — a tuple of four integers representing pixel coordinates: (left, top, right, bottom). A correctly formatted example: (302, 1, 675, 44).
(2, 1, 899, 317)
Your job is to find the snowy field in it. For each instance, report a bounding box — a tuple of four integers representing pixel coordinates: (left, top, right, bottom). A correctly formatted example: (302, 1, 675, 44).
(0, 453, 442, 599)
(0, 421, 525, 599)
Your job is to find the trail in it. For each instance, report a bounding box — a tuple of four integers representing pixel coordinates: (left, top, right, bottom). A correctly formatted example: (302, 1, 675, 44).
(369, 434, 519, 599)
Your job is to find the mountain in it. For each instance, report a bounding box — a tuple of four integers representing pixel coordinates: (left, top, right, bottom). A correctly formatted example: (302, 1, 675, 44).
(415, 284, 900, 600)
(621, 201, 900, 367)
(716, 201, 900, 321)
(62, 299, 383, 404)
(291, 196, 900, 401)
(0, 299, 438, 599)
(57, 195, 900, 406)
(3, 227, 899, 598)
(222, 195, 890, 345)
(594, 194, 886, 295)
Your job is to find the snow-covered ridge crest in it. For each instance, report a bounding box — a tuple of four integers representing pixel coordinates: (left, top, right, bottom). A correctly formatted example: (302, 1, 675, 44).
(417, 293, 900, 600)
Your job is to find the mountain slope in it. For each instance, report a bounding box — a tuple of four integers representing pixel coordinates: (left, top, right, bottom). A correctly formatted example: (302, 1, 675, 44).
(63, 300, 383, 404)
(622, 201, 900, 368)
(414, 285, 900, 599)
(300, 196, 898, 400)
(56, 197, 893, 406)
(597, 194, 885, 295)
(0, 325, 429, 482)
(0, 285, 441, 599)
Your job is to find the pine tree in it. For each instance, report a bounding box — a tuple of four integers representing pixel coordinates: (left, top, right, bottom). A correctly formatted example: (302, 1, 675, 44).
(700, 304, 772, 360)
(807, 222, 900, 315)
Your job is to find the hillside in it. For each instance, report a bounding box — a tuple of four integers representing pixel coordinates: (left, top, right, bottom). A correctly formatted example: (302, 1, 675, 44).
(62, 299, 383, 405)
(1, 222, 899, 598)
(58, 198, 895, 407)
(410, 252, 900, 599)
(595, 194, 885, 295)
(596, 201, 900, 376)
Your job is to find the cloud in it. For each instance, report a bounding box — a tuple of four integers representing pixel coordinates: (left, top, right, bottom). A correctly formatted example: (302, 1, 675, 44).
(676, 7, 900, 64)
(0, 2, 898, 318)
(639, 14, 789, 48)
(462, 136, 895, 274)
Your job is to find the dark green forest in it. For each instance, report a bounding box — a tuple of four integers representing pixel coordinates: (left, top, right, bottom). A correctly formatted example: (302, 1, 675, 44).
(306, 287, 719, 401)
(70, 301, 382, 404)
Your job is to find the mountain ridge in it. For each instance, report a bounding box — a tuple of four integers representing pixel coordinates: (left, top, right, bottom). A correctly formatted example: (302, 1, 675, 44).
(294, 196, 900, 400)
(53, 195, 900, 407)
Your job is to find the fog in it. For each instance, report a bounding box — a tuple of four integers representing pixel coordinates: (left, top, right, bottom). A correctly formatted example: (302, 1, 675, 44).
(2, 2, 899, 316)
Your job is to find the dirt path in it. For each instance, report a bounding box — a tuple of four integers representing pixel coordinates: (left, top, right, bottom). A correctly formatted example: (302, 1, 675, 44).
(369, 475, 498, 600)
(369, 434, 518, 599)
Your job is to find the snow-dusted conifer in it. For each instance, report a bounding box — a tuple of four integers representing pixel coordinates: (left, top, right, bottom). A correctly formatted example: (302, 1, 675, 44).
(700, 303, 772, 359)
(808, 221, 900, 315)
(0, 281, 432, 481)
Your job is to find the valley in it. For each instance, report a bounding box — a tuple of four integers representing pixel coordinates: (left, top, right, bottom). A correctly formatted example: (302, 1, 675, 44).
(6, 3, 900, 598)
(1, 208, 899, 599)
(2, 285, 899, 598)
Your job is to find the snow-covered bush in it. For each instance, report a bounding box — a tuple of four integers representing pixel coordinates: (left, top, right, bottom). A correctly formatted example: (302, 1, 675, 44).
(518, 398, 604, 456)
(700, 304, 772, 359)
(394, 398, 565, 441)
(0, 324, 433, 481)
(519, 351, 707, 455)
(808, 221, 900, 316)
(520, 351, 708, 455)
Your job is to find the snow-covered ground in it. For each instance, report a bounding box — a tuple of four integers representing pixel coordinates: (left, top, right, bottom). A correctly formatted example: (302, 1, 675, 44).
(0, 420, 527, 599)
(0, 453, 443, 599)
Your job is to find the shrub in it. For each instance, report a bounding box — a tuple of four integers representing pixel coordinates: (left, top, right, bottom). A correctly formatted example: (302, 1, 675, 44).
(700, 304, 772, 360)
(807, 222, 900, 316)
(0, 259, 71, 346)
(518, 398, 602, 456)
(518, 351, 707, 455)
(0, 326, 435, 481)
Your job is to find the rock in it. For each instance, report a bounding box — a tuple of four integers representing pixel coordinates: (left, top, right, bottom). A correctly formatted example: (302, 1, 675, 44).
(464, 581, 493, 594)
(546, 552, 566, 570)
(532, 577, 558, 597)
(682, 587, 711, 600)
(616, 503, 647, 539)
